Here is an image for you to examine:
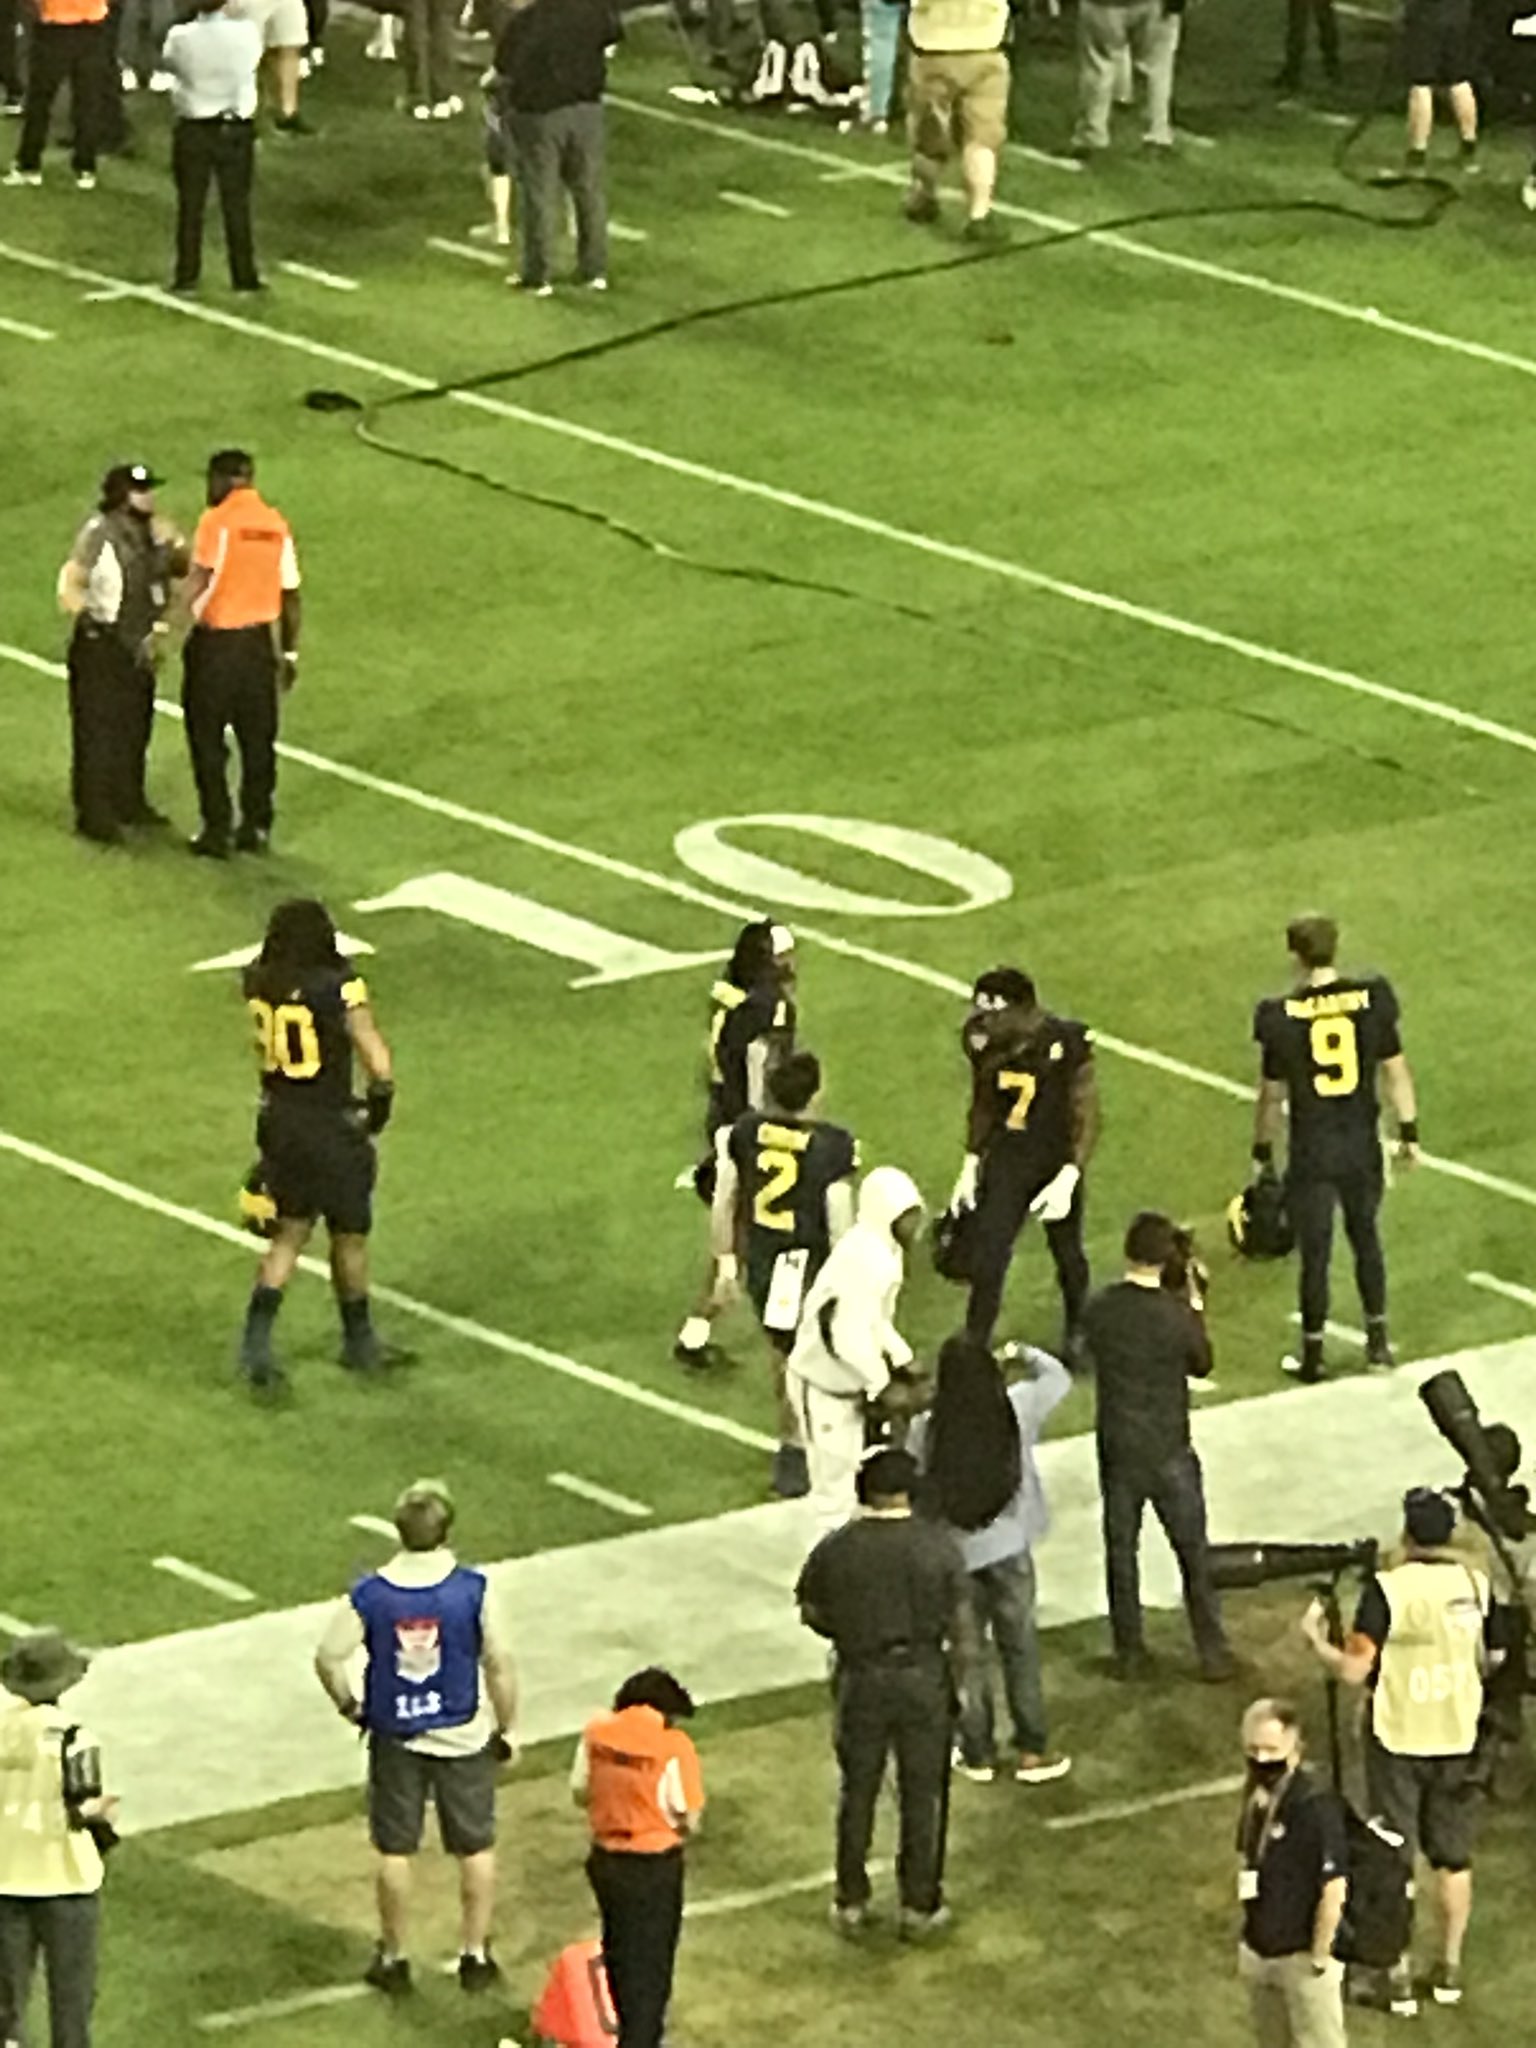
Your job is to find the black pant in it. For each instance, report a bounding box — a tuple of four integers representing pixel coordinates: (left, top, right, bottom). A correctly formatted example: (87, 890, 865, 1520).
(964, 1152, 1090, 1350)
(0, 0, 21, 98)
(182, 623, 279, 841)
(0, 1892, 99, 2048)
(833, 1660, 951, 1914)
(17, 18, 107, 172)
(172, 117, 258, 289)
(67, 622, 155, 837)
(1289, 1163, 1385, 1338)
(1281, 0, 1339, 80)
(585, 1846, 684, 2048)
(1100, 1445, 1229, 1667)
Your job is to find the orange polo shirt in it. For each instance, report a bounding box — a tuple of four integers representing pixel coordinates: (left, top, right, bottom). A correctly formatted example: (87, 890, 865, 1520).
(192, 486, 300, 631)
(40, 0, 108, 23)
(579, 1706, 704, 1855)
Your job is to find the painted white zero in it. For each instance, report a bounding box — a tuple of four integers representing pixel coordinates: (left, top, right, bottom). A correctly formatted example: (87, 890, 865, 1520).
(672, 814, 1013, 919)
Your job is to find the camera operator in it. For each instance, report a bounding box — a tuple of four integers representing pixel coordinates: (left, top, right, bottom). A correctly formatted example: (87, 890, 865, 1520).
(1081, 1210, 1234, 1682)
(784, 1166, 925, 1533)
(0, 1631, 118, 2048)
(1301, 1487, 1491, 2013)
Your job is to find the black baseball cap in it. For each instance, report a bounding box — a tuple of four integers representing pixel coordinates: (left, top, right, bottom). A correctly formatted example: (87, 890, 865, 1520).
(1404, 1486, 1456, 1549)
(100, 462, 163, 504)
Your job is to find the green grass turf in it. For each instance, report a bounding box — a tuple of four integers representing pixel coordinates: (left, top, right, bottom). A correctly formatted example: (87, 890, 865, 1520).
(4, 4, 1536, 2034)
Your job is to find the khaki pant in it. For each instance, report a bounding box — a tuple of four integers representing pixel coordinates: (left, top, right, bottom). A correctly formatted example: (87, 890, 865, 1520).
(1238, 1946, 1347, 2048)
(1075, 0, 1180, 147)
(907, 47, 1010, 171)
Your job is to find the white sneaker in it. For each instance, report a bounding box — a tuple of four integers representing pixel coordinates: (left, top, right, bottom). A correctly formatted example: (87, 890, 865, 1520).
(365, 21, 397, 57)
(585, 274, 607, 290)
(149, 68, 174, 91)
(121, 65, 139, 90)
(431, 94, 463, 117)
(298, 53, 312, 78)
(1015, 1752, 1073, 1785)
(1522, 174, 1536, 212)
(76, 170, 96, 189)
(411, 102, 431, 120)
(508, 276, 553, 297)
(951, 1748, 996, 1784)
(3, 165, 42, 185)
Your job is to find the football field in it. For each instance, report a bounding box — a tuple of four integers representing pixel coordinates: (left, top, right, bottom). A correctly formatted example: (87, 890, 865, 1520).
(6, 3, 1536, 2038)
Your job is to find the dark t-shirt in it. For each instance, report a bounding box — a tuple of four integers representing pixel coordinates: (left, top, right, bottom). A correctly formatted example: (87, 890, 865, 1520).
(244, 961, 367, 1121)
(796, 1515, 970, 1666)
(1253, 973, 1401, 1179)
(495, 0, 621, 114)
(727, 1110, 857, 1270)
(1083, 1280, 1211, 1473)
(705, 976, 795, 1137)
(1237, 1766, 1347, 1959)
(963, 1010, 1092, 1179)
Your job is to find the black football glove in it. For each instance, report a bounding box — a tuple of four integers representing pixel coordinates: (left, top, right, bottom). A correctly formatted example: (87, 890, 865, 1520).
(365, 1079, 395, 1134)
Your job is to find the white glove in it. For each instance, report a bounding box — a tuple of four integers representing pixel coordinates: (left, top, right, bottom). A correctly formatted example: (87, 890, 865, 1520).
(951, 1154, 981, 1212)
(1029, 1163, 1081, 1223)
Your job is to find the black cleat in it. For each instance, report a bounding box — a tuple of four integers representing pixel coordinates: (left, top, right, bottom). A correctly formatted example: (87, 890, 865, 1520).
(673, 1339, 728, 1372)
(363, 1947, 412, 1996)
(1108, 1648, 1157, 1682)
(1365, 1324, 1397, 1373)
(457, 1950, 502, 1994)
(189, 832, 231, 860)
(234, 825, 270, 854)
(902, 183, 939, 224)
(340, 1338, 414, 1373)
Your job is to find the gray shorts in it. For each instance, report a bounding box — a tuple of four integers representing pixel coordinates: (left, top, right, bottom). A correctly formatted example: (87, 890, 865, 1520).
(367, 1735, 497, 1857)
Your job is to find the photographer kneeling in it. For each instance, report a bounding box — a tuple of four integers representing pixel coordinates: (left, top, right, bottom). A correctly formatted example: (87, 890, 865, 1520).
(1301, 1487, 1491, 2014)
(1081, 1210, 1234, 1682)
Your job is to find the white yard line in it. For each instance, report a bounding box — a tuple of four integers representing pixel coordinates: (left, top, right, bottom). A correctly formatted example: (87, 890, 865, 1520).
(0, 1614, 35, 1635)
(610, 220, 650, 242)
(1468, 1271, 1536, 1313)
(0, 1125, 775, 1454)
(1, 636, 1533, 1217)
(347, 1514, 396, 1539)
(1044, 1774, 1245, 1832)
(608, 93, 1536, 389)
(1289, 1312, 1366, 1345)
(0, 313, 54, 340)
(278, 260, 359, 292)
(197, 1984, 369, 2033)
(549, 1472, 653, 1519)
(153, 1557, 257, 1605)
(719, 188, 793, 218)
(685, 1860, 890, 1917)
(426, 234, 504, 268)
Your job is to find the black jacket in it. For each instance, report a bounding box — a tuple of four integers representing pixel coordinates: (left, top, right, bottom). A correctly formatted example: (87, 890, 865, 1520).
(495, 0, 621, 115)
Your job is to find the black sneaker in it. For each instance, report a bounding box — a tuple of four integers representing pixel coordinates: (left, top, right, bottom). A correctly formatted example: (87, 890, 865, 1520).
(127, 805, 171, 828)
(273, 112, 316, 135)
(673, 1339, 728, 1372)
(363, 1947, 412, 1996)
(1385, 1961, 1418, 2017)
(188, 832, 231, 860)
(1108, 1647, 1156, 1682)
(1430, 1961, 1462, 2006)
(234, 825, 270, 854)
(770, 1443, 810, 1498)
(239, 1350, 285, 1394)
(458, 1951, 502, 1994)
(902, 183, 939, 224)
(1365, 1332, 1397, 1373)
(962, 212, 1011, 247)
(340, 1338, 415, 1373)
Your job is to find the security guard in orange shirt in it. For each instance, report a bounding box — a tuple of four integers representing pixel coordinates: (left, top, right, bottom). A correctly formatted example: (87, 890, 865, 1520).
(181, 447, 301, 858)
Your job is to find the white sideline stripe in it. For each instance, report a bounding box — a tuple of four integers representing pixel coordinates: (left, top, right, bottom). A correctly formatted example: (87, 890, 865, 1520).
(548, 1471, 653, 1519)
(0, 1126, 776, 1454)
(0, 313, 53, 341)
(1, 638, 1534, 1217)
(11, 243, 1536, 781)
(685, 1860, 889, 1917)
(1467, 1270, 1536, 1313)
(197, 1984, 368, 2032)
(347, 1514, 396, 1538)
(719, 188, 793, 218)
(426, 234, 504, 268)
(1018, 144, 1083, 172)
(153, 1557, 257, 1605)
(1289, 1312, 1367, 1345)
(1045, 1773, 1244, 1832)
(610, 220, 649, 242)
(278, 260, 359, 292)
(0, 1614, 35, 1635)
(608, 93, 1536, 388)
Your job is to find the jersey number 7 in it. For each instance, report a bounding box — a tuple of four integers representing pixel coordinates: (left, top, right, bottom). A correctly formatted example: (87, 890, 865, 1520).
(998, 1070, 1038, 1131)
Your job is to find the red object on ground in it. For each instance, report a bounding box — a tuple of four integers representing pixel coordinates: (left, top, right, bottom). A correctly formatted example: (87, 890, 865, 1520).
(532, 1939, 618, 2046)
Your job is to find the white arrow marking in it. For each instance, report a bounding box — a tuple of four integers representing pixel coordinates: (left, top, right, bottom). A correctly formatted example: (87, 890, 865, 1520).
(190, 932, 375, 973)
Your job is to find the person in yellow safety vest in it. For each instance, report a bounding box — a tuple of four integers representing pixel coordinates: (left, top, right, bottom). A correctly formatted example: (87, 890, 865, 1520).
(1301, 1487, 1491, 2018)
(902, 0, 1011, 243)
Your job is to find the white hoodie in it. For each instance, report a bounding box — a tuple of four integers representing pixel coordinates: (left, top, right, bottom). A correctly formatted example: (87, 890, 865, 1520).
(786, 1166, 923, 1400)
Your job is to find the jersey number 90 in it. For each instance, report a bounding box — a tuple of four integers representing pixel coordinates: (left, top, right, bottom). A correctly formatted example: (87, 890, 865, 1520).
(250, 998, 322, 1080)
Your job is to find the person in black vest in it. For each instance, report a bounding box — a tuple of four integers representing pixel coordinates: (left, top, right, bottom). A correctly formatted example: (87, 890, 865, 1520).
(796, 1447, 978, 1939)
(1082, 1209, 1233, 1682)
(1235, 1697, 1348, 2048)
(314, 1480, 519, 1997)
(495, 0, 620, 294)
(56, 462, 186, 844)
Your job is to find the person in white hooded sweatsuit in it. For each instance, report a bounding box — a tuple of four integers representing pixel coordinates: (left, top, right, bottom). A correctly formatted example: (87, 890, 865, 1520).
(786, 1165, 925, 1533)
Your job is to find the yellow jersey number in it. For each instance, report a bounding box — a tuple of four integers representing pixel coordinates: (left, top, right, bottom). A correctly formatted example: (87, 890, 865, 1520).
(1309, 1016, 1360, 1098)
(754, 1146, 800, 1231)
(998, 1069, 1039, 1131)
(250, 997, 322, 1081)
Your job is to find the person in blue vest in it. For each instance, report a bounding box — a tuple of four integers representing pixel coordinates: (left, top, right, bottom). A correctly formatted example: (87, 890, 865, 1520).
(314, 1478, 519, 1997)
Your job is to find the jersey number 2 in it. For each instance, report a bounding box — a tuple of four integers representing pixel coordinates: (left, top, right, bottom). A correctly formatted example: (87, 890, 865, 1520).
(1309, 1017, 1360, 1098)
(754, 1147, 799, 1231)
(250, 998, 322, 1080)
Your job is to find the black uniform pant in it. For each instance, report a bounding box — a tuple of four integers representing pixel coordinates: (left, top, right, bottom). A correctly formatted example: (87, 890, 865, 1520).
(1100, 1445, 1229, 1667)
(833, 1658, 951, 1915)
(0, 1892, 99, 2048)
(964, 1152, 1090, 1350)
(585, 1845, 684, 2048)
(68, 623, 155, 838)
(0, 0, 22, 99)
(1280, 0, 1339, 81)
(182, 623, 279, 842)
(1289, 1162, 1386, 1337)
(172, 116, 258, 290)
(17, 18, 107, 173)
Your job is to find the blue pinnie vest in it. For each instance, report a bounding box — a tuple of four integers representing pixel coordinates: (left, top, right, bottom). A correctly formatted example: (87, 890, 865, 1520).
(353, 1565, 487, 1738)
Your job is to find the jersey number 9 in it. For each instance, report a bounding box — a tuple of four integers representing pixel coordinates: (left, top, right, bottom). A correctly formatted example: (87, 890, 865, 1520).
(1309, 1017, 1359, 1098)
(250, 997, 322, 1080)
(754, 1146, 800, 1231)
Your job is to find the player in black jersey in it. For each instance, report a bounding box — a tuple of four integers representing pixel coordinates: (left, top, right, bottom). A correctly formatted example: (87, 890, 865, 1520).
(949, 967, 1099, 1353)
(237, 898, 405, 1389)
(710, 1050, 858, 1496)
(674, 919, 797, 1370)
(1251, 914, 1419, 1383)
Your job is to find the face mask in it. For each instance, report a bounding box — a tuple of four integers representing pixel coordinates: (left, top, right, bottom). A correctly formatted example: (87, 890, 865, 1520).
(1246, 1756, 1290, 1790)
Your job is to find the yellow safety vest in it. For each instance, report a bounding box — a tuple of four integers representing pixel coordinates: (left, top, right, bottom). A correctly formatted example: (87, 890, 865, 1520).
(1372, 1558, 1487, 1759)
(908, 0, 1009, 53)
(0, 1700, 105, 1898)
